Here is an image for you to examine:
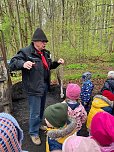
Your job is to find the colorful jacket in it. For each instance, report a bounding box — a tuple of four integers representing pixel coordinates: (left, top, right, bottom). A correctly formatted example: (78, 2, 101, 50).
(66, 100, 87, 131)
(46, 119, 77, 152)
(86, 95, 113, 129)
(80, 80, 94, 103)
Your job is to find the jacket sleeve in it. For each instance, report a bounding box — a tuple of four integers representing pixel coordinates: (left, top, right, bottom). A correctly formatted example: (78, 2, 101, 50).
(47, 118, 76, 139)
(50, 61, 60, 69)
(80, 105, 87, 123)
(9, 50, 26, 71)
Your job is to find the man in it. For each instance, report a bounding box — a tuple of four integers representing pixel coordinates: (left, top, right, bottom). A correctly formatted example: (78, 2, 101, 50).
(9, 28, 64, 145)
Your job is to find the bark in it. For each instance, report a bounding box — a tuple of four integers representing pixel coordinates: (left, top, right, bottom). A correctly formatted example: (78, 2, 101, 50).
(25, 0, 33, 36)
(15, 0, 23, 48)
(0, 30, 12, 113)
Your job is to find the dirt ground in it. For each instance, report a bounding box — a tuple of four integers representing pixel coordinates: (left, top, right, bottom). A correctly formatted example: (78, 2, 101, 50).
(12, 83, 67, 152)
(11, 79, 104, 152)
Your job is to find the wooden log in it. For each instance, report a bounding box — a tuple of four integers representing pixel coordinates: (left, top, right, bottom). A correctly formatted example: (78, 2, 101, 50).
(0, 57, 12, 113)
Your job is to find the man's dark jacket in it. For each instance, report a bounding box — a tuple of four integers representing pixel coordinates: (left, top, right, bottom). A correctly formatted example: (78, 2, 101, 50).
(9, 43, 60, 96)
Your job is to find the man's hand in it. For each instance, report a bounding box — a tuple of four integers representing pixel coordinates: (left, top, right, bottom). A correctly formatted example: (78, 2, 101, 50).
(23, 61, 35, 70)
(58, 58, 64, 64)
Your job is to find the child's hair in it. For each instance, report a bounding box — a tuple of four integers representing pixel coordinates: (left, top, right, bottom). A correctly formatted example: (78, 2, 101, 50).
(108, 71, 114, 78)
(66, 83, 81, 100)
(44, 103, 68, 128)
(91, 112, 114, 146)
(62, 135, 101, 152)
(82, 72, 92, 81)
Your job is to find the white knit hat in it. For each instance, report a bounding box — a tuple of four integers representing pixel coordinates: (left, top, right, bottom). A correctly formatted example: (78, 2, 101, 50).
(108, 71, 114, 78)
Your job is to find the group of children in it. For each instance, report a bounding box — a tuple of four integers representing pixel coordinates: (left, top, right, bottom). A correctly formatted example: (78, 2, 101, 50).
(62, 111, 114, 152)
(0, 71, 114, 152)
(44, 70, 114, 152)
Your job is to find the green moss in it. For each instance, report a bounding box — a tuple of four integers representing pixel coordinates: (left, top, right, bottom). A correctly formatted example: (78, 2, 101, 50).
(64, 74, 82, 80)
(65, 64, 88, 70)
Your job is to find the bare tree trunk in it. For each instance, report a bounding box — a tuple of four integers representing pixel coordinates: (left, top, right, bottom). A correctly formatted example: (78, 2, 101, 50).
(61, 0, 65, 41)
(6, 0, 19, 51)
(51, 0, 55, 59)
(21, 0, 28, 45)
(37, 0, 42, 28)
(0, 30, 12, 113)
(25, 0, 33, 36)
(108, 0, 114, 52)
(15, 0, 23, 48)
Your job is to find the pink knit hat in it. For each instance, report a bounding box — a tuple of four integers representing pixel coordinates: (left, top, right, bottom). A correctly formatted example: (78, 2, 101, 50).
(91, 112, 114, 146)
(62, 135, 101, 152)
(66, 83, 81, 100)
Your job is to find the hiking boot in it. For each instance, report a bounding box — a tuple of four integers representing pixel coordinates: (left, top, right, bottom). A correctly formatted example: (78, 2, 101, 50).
(40, 125, 47, 131)
(30, 135, 41, 145)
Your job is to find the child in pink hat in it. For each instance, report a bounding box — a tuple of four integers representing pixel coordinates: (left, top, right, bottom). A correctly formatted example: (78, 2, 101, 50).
(62, 135, 101, 152)
(91, 112, 114, 152)
(63, 83, 87, 134)
(62, 112, 114, 152)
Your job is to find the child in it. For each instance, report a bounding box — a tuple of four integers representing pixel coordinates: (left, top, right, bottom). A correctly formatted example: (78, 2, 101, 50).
(44, 103, 78, 152)
(64, 83, 87, 134)
(91, 112, 114, 152)
(63, 112, 114, 152)
(86, 90, 113, 130)
(0, 113, 25, 152)
(80, 72, 94, 113)
(101, 71, 114, 101)
(62, 135, 101, 152)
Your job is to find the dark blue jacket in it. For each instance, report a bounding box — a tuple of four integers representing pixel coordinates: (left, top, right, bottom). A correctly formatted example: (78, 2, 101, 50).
(80, 80, 94, 103)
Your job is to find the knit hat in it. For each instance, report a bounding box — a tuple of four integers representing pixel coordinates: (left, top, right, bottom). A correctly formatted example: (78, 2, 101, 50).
(0, 113, 23, 151)
(102, 90, 114, 101)
(91, 112, 114, 146)
(62, 135, 101, 152)
(82, 72, 92, 81)
(32, 28, 48, 42)
(108, 71, 114, 78)
(66, 83, 81, 100)
(44, 103, 68, 128)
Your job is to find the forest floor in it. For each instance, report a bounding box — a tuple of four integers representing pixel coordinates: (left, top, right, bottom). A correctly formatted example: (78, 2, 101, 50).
(11, 78, 105, 152)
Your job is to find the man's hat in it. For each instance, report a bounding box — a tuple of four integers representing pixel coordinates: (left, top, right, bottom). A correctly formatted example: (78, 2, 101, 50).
(32, 28, 48, 42)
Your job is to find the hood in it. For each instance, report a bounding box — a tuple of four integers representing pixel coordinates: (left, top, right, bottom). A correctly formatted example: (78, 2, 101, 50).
(47, 118, 77, 139)
(92, 95, 113, 108)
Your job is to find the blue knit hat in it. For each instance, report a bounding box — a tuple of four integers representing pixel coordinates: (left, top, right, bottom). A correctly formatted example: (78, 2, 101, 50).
(0, 113, 23, 152)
